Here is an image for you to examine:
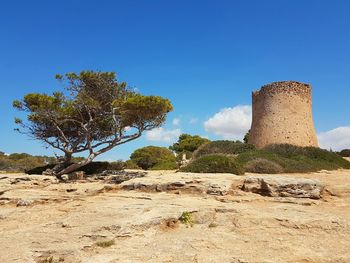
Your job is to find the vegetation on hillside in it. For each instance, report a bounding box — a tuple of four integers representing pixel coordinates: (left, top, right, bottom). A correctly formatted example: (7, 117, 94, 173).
(182, 141, 350, 174)
(193, 140, 255, 159)
(180, 154, 244, 174)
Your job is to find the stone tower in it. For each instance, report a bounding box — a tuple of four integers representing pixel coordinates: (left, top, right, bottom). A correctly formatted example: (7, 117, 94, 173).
(248, 81, 318, 149)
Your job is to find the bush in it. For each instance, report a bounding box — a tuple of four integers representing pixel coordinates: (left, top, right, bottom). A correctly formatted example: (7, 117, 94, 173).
(150, 161, 178, 170)
(245, 158, 284, 174)
(193, 140, 255, 159)
(339, 149, 350, 157)
(130, 146, 177, 170)
(170, 134, 210, 154)
(180, 154, 244, 175)
(235, 144, 350, 173)
(124, 160, 141, 169)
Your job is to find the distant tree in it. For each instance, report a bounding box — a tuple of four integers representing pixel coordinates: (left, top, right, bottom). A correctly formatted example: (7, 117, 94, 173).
(243, 130, 250, 144)
(169, 134, 210, 156)
(130, 146, 176, 170)
(13, 71, 173, 178)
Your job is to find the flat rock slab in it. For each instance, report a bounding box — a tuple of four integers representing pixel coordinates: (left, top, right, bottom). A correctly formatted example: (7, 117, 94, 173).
(242, 175, 324, 199)
(120, 172, 239, 196)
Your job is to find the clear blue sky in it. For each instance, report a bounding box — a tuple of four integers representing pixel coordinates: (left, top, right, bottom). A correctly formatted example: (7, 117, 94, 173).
(1, 0, 349, 160)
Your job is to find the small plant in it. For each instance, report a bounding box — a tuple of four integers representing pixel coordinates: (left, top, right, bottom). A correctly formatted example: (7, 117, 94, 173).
(179, 211, 194, 227)
(208, 222, 218, 228)
(95, 239, 115, 248)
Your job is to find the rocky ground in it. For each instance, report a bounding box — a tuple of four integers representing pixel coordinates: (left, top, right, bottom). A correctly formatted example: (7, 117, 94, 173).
(1, 169, 350, 263)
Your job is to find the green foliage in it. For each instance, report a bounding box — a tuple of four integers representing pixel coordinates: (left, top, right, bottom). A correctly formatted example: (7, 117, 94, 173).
(186, 141, 350, 174)
(130, 146, 177, 170)
(243, 130, 250, 144)
(235, 144, 350, 173)
(339, 149, 350, 157)
(179, 211, 193, 227)
(150, 161, 178, 170)
(13, 71, 173, 176)
(181, 154, 245, 174)
(170, 134, 210, 154)
(193, 140, 255, 159)
(0, 153, 56, 173)
(124, 160, 141, 169)
(95, 240, 115, 248)
(244, 158, 284, 174)
(208, 222, 219, 228)
(117, 94, 173, 128)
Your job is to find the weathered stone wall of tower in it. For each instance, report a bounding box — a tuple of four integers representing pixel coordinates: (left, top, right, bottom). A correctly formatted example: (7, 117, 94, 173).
(248, 81, 319, 149)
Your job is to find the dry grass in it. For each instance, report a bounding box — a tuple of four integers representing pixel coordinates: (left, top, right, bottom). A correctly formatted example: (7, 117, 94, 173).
(95, 239, 115, 248)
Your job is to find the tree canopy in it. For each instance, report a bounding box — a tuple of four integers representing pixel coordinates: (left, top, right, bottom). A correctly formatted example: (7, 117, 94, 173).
(130, 146, 177, 170)
(13, 71, 173, 177)
(169, 134, 210, 154)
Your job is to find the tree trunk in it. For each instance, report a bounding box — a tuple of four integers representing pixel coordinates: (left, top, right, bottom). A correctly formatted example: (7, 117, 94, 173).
(51, 153, 72, 178)
(56, 154, 95, 177)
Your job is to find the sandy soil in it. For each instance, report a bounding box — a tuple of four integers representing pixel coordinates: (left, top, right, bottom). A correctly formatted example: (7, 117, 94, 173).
(1, 170, 350, 263)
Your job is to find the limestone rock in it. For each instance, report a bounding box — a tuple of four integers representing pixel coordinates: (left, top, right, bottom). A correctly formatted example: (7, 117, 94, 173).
(242, 175, 324, 199)
(16, 199, 33, 207)
(120, 172, 233, 196)
(61, 174, 69, 181)
(108, 171, 146, 184)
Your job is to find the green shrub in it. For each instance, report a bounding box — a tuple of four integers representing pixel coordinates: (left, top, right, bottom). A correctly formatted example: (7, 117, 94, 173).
(95, 239, 115, 248)
(235, 144, 350, 173)
(130, 146, 177, 170)
(193, 140, 255, 159)
(150, 161, 178, 170)
(339, 149, 350, 157)
(170, 134, 210, 154)
(245, 158, 284, 174)
(179, 211, 193, 227)
(124, 160, 141, 169)
(181, 154, 244, 174)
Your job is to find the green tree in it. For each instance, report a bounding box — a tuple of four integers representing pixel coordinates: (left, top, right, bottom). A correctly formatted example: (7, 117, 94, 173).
(130, 146, 176, 170)
(243, 130, 250, 144)
(13, 71, 173, 178)
(169, 134, 209, 156)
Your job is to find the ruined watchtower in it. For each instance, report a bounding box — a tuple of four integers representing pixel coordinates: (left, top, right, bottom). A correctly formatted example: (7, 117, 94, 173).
(248, 81, 318, 149)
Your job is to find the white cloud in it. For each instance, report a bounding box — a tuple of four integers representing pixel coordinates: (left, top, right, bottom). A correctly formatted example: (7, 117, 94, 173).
(172, 118, 180, 126)
(189, 118, 198, 124)
(145, 127, 181, 142)
(317, 126, 350, 151)
(204, 105, 252, 140)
